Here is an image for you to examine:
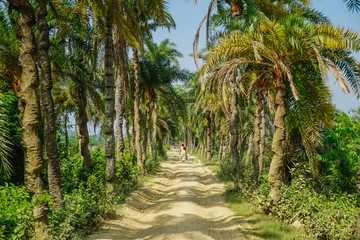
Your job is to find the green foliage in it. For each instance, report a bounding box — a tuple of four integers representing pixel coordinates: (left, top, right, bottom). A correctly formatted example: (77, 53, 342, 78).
(48, 189, 102, 240)
(0, 184, 33, 240)
(248, 171, 358, 240)
(0, 94, 21, 183)
(45, 148, 147, 239)
(318, 112, 360, 194)
(145, 157, 161, 174)
(116, 152, 141, 197)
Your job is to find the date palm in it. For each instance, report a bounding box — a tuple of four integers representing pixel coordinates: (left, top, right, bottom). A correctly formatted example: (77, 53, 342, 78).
(36, 0, 64, 210)
(344, 0, 360, 11)
(0, 8, 18, 178)
(131, 0, 175, 169)
(204, 15, 360, 200)
(7, 0, 49, 238)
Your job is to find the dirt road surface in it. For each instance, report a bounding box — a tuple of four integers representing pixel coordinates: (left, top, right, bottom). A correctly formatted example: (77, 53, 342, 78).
(87, 149, 252, 240)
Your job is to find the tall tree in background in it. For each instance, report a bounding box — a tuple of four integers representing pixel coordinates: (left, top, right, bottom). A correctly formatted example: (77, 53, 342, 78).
(8, 0, 49, 238)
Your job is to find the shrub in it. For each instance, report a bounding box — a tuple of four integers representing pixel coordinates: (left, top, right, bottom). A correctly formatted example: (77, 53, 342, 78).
(116, 152, 141, 197)
(247, 177, 358, 239)
(0, 183, 33, 240)
(48, 189, 102, 240)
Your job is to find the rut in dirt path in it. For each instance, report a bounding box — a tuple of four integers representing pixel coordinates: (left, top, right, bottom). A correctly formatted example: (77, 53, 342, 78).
(87, 149, 253, 240)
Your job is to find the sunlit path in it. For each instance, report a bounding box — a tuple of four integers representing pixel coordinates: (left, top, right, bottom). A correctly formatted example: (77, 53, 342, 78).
(87, 149, 253, 240)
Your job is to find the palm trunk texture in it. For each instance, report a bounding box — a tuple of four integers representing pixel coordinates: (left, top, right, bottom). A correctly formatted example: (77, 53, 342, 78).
(104, 19, 116, 193)
(74, 82, 91, 169)
(230, 83, 243, 190)
(245, 133, 253, 167)
(252, 89, 263, 182)
(152, 100, 158, 158)
(143, 96, 151, 166)
(64, 113, 70, 156)
(259, 93, 266, 176)
(10, 1, 49, 238)
(36, 0, 64, 210)
(113, 27, 125, 159)
(125, 114, 132, 156)
(206, 111, 212, 160)
(269, 82, 287, 200)
(115, 65, 125, 158)
(132, 49, 143, 170)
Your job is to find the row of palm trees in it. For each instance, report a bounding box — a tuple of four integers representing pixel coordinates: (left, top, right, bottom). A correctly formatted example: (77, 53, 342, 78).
(184, 0, 360, 236)
(0, 0, 188, 238)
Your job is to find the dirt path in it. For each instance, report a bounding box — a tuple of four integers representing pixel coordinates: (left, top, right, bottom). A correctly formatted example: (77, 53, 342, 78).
(87, 149, 252, 240)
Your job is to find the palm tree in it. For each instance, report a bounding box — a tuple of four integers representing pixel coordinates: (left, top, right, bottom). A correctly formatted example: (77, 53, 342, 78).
(8, 0, 49, 238)
(193, 0, 313, 68)
(103, 16, 116, 192)
(50, 1, 97, 170)
(141, 39, 186, 158)
(0, 8, 18, 178)
(204, 15, 360, 200)
(36, 0, 64, 210)
(131, 0, 175, 169)
(0, 98, 13, 178)
(344, 0, 360, 11)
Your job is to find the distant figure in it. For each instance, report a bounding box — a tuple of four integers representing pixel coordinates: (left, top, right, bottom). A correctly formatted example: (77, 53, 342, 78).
(174, 143, 176, 149)
(179, 143, 186, 162)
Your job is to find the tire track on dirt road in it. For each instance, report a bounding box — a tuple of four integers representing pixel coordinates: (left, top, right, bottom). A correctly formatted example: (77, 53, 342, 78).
(87, 149, 255, 240)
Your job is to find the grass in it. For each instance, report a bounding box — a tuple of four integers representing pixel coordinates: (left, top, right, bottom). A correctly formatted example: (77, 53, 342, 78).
(193, 152, 313, 240)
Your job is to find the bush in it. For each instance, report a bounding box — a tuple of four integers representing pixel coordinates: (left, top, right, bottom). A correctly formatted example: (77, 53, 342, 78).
(116, 152, 141, 197)
(48, 189, 102, 240)
(1, 147, 166, 239)
(247, 177, 358, 239)
(0, 183, 33, 240)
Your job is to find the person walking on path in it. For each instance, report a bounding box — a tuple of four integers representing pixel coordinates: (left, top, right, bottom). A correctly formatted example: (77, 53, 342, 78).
(179, 143, 186, 162)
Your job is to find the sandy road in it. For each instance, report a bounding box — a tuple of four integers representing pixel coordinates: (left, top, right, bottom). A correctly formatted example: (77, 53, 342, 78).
(87, 149, 250, 240)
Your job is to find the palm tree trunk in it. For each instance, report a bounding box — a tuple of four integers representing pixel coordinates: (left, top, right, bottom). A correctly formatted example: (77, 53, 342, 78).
(269, 82, 287, 200)
(115, 64, 125, 158)
(259, 93, 266, 176)
(238, 136, 246, 167)
(222, 120, 230, 160)
(252, 89, 263, 182)
(132, 49, 143, 170)
(245, 133, 253, 166)
(113, 27, 125, 159)
(36, 0, 64, 210)
(230, 83, 243, 190)
(104, 19, 116, 193)
(132, 116, 136, 156)
(10, 1, 49, 238)
(64, 113, 70, 156)
(183, 126, 187, 146)
(188, 128, 193, 154)
(125, 114, 132, 156)
(210, 112, 215, 157)
(218, 134, 223, 160)
(74, 83, 91, 169)
(251, 146, 259, 183)
(143, 96, 151, 166)
(206, 111, 212, 160)
(152, 100, 158, 158)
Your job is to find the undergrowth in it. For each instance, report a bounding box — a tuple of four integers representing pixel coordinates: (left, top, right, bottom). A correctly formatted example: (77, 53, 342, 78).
(194, 153, 314, 240)
(0, 148, 167, 239)
(197, 152, 359, 239)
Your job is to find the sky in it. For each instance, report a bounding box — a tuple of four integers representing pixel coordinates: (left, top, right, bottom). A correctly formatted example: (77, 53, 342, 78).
(152, 0, 360, 113)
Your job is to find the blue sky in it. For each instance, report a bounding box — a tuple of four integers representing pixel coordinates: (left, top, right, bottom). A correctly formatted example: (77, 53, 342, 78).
(152, 0, 360, 113)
